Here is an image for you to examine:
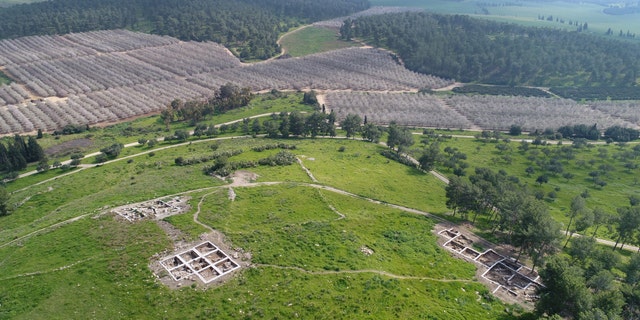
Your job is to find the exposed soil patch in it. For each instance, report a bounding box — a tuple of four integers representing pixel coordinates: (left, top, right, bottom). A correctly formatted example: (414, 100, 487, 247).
(45, 138, 93, 157)
(435, 224, 541, 310)
(111, 196, 190, 222)
(149, 232, 252, 289)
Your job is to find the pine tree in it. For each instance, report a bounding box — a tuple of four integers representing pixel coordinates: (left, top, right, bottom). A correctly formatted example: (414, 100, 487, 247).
(0, 187, 10, 216)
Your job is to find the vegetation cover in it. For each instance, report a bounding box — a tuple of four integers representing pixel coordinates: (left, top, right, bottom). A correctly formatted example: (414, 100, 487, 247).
(0, 0, 369, 60)
(452, 85, 551, 98)
(342, 12, 640, 87)
(550, 86, 640, 101)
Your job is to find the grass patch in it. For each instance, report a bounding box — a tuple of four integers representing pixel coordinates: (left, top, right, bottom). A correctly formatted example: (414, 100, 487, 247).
(413, 134, 640, 240)
(0, 69, 11, 85)
(0, 135, 518, 319)
(279, 26, 359, 57)
(298, 138, 448, 214)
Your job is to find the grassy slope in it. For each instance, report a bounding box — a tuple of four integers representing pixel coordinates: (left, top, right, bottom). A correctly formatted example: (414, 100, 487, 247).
(279, 26, 359, 57)
(3, 94, 638, 318)
(411, 133, 640, 240)
(0, 134, 515, 319)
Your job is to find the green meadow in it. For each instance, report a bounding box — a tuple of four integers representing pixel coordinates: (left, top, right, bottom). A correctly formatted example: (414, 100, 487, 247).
(411, 132, 640, 240)
(0, 128, 517, 319)
(0, 70, 10, 85)
(3, 92, 640, 318)
(279, 26, 359, 57)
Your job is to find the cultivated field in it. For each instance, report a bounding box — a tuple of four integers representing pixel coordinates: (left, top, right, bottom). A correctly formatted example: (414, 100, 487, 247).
(324, 92, 640, 130)
(2, 28, 639, 136)
(0, 29, 451, 135)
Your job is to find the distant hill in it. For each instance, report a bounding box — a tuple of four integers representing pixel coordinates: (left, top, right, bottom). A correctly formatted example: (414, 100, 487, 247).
(0, 0, 370, 60)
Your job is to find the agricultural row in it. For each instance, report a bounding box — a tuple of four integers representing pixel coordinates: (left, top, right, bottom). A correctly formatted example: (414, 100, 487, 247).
(324, 92, 640, 131)
(0, 30, 451, 134)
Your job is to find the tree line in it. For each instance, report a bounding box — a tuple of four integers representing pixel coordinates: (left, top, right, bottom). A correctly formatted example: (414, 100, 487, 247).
(342, 12, 640, 87)
(0, 134, 45, 174)
(0, 0, 369, 60)
(161, 83, 254, 127)
(525, 123, 640, 143)
(550, 86, 640, 101)
(442, 164, 640, 318)
(452, 84, 551, 98)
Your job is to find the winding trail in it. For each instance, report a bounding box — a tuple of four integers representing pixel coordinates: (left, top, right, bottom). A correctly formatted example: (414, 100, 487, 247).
(0, 257, 95, 281)
(5, 131, 638, 256)
(253, 263, 474, 282)
(193, 191, 216, 233)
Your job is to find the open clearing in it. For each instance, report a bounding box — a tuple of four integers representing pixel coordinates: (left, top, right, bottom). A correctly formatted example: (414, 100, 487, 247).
(0, 135, 523, 319)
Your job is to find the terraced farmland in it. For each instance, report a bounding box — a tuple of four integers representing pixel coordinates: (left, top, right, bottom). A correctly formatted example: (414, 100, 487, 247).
(324, 92, 640, 131)
(0, 29, 452, 135)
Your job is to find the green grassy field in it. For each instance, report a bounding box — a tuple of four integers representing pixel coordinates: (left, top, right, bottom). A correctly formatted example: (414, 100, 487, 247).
(0, 70, 11, 85)
(279, 26, 359, 57)
(3, 92, 640, 318)
(411, 132, 640, 240)
(370, 0, 640, 41)
(0, 133, 518, 319)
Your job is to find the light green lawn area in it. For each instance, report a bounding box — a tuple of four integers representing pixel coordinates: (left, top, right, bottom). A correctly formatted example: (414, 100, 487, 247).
(0, 70, 11, 85)
(279, 26, 359, 57)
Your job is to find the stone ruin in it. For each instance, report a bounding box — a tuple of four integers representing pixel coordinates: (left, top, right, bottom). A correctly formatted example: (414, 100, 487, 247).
(439, 228, 543, 302)
(159, 241, 241, 284)
(111, 196, 190, 222)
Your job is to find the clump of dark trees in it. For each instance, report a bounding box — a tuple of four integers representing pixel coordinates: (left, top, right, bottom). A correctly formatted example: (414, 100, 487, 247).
(199, 148, 297, 177)
(0, 0, 368, 60)
(161, 83, 254, 127)
(522, 123, 640, 143)
(444, 164, 640, 319)
(550, 86, 640, 101)
(452, 85, 551, 98)
(342, 12, 640, 88)
(0, 134, 45, 174)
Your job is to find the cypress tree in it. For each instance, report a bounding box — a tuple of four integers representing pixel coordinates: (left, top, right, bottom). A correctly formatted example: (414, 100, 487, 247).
(12, 134, 27, 161)
(0, 143, 9, 172)
(26, 136, 44, 162)
(8, 143, 27, 171)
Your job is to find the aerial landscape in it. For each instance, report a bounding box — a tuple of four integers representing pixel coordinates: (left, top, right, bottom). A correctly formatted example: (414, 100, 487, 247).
(0, 0, 640, 319)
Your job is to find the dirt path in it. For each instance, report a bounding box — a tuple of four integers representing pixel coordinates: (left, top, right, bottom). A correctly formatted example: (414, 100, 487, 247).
(432, 82, 464, 92)
(253, 263, 474, 282)
(269, 25, 313, 61)
(193, 191, 216, 233)
(296, 156, 318, 182)
(0, 257, 95, 281)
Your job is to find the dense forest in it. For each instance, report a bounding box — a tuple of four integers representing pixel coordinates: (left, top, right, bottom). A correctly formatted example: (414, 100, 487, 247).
(550, 86, 640, 100)
(452, 84, 551, 97)
(0, 0, 369, 60)
(341, 12, 640, 87)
